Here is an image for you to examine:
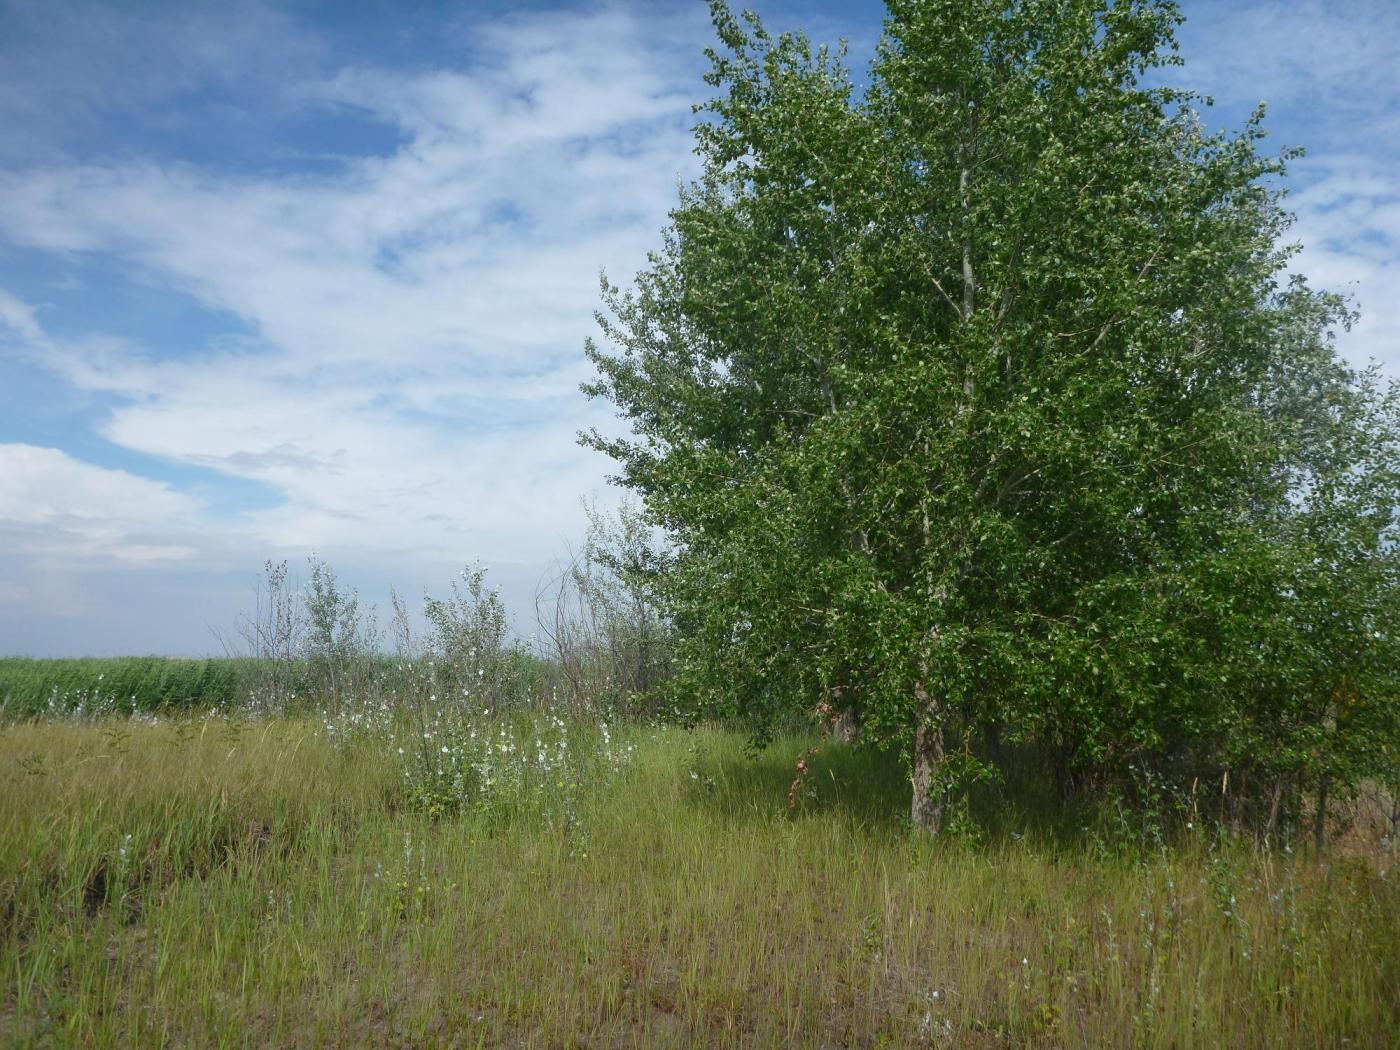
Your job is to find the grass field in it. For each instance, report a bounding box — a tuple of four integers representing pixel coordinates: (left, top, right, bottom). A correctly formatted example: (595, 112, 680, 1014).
(2, 711, 1397, 1048)
(0, 655, 554, 721)
(0, 658, 254, 718)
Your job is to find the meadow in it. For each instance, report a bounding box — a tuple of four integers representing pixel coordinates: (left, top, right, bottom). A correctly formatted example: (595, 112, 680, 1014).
(2, 699, 1397, 1048)
(5, 0, 1399, 1044)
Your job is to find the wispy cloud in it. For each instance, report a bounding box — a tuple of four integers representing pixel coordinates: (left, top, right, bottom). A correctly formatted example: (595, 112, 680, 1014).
(0, 289, 42, 342)
(0, 3, 705, 641)
(1168, 0, 1400, 374)
(1172, 0, 1400, 137)
(1287, 160, 1400, 371)
(0, 443, 205, 564)
(0, 0, 322, 165)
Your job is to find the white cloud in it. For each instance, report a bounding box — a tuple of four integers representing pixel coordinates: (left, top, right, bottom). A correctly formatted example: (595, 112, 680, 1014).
(1173, 1, 1400, 132)
(1287, 160, 1400, 374)
(0, 443, 205, 564)
(1165, 1, 1400, 376)
(0, 288, 41, 341)
(0, 4, 704, 590)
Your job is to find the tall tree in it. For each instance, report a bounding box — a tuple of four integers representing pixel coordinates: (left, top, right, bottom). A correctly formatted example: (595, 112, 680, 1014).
(583, 0, 1400, 831)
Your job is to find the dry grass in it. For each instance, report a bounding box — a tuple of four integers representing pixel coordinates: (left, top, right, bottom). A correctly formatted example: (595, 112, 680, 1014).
(2, 715, 1397, 1047)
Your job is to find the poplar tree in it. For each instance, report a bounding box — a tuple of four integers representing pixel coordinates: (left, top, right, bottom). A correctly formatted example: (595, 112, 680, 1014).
(583, 0, 1400, 832)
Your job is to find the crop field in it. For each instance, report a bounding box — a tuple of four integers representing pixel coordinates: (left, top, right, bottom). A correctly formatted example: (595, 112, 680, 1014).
(3, 707, 1397, 1048)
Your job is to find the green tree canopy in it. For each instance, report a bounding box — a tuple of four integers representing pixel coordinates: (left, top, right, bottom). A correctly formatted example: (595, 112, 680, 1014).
(583, 0, 1400, 832)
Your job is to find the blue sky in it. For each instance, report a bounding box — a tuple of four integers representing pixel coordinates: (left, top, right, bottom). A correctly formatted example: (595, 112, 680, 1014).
(0, 0, 1396, 656)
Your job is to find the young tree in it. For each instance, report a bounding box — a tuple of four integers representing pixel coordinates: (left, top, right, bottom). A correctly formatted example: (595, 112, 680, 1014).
(535, 499, 672, 714)
(582, 0, 1400, 831)
(304, 554, 376, 709)
(424, 563, 522, 710)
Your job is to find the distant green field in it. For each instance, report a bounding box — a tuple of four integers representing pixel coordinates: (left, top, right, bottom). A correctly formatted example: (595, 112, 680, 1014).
(0, 657, 252, 716)
(0, 651, 556, 718)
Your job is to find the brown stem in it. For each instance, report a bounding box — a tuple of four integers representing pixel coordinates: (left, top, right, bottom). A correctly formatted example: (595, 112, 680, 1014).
(1314, 776, 1329, 854)
(1266, 777, 1284, 841)
(910, 682, 946, 834)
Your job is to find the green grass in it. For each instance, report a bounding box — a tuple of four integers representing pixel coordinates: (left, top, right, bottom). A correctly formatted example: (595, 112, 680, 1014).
(0, 658, 253, 717)
(0, 653, 558, 721)
(2, 714, 1397, 1047)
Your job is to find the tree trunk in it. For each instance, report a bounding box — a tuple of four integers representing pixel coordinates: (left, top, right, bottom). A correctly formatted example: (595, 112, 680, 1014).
(910, 684, 946, 834)
(1230, 770, 1246, 837)
(983, 720, 1004, 770)
(833, 708, 861, 744)
(1314, 775, 1329, 854)
(1390, 785, 1399, 858)
(1052, 741, 1074, 801)
(960, 164, 975, 320)
(1265, 777, 1284, 842)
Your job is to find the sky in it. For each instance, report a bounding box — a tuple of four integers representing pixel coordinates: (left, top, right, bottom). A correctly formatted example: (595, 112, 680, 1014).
(0, 0, 1396, 657)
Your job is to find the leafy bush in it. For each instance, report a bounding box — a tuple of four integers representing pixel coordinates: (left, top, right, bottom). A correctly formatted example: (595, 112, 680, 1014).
(423, 563, 540, 709)
(393, 707, 637, 826)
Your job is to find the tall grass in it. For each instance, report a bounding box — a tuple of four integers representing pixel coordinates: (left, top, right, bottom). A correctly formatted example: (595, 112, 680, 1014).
(0, 652, 557, 720)
(3, 712, 1396, 1047)
(0, 657, 251, 718)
